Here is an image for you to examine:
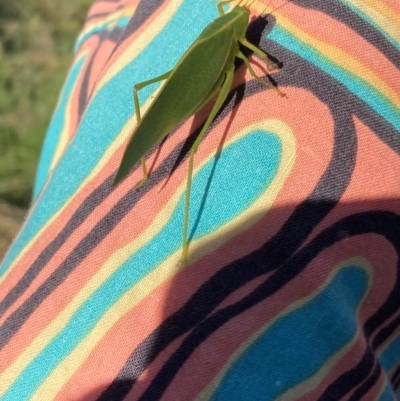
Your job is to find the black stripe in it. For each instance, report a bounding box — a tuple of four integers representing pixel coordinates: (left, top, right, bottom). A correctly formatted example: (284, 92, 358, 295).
(318, 348, 376, 401)
(392, 365, 400, 388)
(348, 361, 382, 401)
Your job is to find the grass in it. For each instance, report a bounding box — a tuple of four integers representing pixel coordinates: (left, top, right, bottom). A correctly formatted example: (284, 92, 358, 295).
(0, 0, 93, 208)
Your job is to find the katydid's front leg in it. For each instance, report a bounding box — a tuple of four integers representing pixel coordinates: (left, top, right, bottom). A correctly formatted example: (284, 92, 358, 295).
(132, 70, 172, 187)
(217, 0, 236, 16)
(180, 68, 235, 264)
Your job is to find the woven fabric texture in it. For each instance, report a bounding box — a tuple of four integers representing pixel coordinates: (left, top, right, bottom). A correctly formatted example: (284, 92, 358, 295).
(1, 0, 400, 400)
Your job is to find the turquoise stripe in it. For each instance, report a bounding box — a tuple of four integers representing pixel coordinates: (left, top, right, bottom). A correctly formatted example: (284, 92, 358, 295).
(74, 16, 131, 52)
(380, 334, 400, 372)
(338, 0, 400, 52)
(186, 131, 281, 237)
(0, 130, 281, 400)
(210, 266, 369, 401)
(0, 0, 218, 277)
(33, 55, 87, 198)
(269, 26, 400, 132)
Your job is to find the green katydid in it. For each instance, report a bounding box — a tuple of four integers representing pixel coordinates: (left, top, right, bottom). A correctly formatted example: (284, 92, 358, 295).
(113, 0, 285, 263)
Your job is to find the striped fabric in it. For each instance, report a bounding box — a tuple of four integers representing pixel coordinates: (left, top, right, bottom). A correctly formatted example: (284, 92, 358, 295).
(1, 0, 400, 399)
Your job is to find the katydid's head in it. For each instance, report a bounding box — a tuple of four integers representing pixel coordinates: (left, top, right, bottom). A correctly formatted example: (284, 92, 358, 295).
(228, 2, 252, 38)
(235, 0, 275, 16)
(236, 0, 256, 12)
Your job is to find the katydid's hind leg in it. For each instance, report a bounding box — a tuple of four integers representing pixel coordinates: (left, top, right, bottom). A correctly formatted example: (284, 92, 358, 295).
(180, 69, 235, 265)
(237, 51, 285, 97)
(132, 70, 172, 187)
(136, 158, 148, 189)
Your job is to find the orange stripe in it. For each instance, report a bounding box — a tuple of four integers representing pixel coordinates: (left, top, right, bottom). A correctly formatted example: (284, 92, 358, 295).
(85, 39, 116, 106)
(382, 0, 400, 10)
(86, 0, 138, 19)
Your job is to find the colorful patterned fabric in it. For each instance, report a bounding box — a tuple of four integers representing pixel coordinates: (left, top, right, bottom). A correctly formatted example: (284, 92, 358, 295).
(1, 0, 400, 399)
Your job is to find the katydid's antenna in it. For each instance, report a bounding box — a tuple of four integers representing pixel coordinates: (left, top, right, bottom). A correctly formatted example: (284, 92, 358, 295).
(264, 0, 288, 16)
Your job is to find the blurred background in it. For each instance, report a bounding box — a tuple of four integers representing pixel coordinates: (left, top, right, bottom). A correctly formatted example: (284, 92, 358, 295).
(0, 0, 93, 258)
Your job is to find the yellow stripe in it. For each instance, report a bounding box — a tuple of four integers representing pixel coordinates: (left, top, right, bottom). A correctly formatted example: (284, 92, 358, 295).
(30, 118, 295, 399)
(50, 53, 88, 172)
(50, 101, 71, 171)
(346, 0, 400, 44)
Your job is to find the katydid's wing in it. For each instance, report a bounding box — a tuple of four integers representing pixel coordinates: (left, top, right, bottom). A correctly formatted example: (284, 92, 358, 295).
(114, 23, 234, 184)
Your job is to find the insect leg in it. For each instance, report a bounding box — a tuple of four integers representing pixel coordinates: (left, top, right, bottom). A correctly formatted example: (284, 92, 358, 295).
(132, 71, 172, 187)
(236, 51, 285, 96)
(217, 0, 236, 16)
(180, 68, 235, 264)
(238, 37, 280, 73)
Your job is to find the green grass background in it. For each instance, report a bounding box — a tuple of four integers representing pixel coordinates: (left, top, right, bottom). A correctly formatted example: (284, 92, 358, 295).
(0, 0, 92, 256)
(0, 0, 93, 207)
